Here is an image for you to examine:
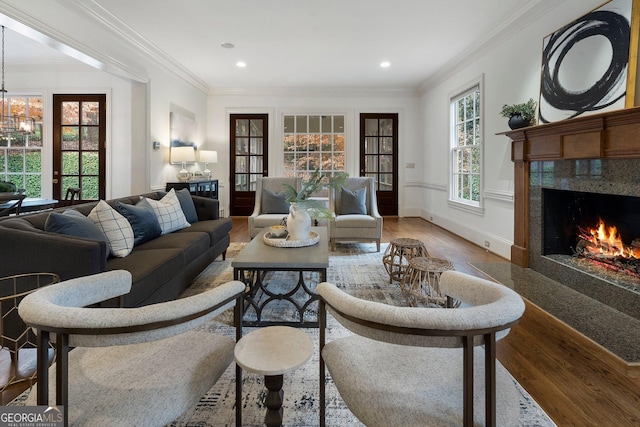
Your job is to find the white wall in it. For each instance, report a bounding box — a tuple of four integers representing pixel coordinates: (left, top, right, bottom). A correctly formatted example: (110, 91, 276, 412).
(418, 0, 605, 259)
(206, 90, 421, 216)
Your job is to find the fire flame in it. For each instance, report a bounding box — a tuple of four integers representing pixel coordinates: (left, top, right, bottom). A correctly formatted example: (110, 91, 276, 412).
(584, 219, 640, 259)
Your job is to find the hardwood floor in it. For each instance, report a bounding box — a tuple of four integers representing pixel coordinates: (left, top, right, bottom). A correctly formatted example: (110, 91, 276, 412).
(232, 216, 640, 426)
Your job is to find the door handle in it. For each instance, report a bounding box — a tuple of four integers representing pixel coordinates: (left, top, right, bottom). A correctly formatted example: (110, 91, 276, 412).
(52, 179, 59, 184)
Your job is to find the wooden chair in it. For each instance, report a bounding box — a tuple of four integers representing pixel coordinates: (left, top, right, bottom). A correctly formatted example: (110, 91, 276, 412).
(318, 270, 525, 427)
(18, 270, 245, 427)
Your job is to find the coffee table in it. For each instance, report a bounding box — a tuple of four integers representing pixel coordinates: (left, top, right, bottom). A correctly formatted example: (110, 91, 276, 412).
(235, 326, 314, 427)
(232, 227, 328, 327)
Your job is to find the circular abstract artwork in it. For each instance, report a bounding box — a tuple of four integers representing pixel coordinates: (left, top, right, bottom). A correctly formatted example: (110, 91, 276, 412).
(539, 0, 632, 123)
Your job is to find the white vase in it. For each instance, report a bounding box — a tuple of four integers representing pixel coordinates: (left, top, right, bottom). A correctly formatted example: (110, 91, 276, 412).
(287, 203, 311, 241)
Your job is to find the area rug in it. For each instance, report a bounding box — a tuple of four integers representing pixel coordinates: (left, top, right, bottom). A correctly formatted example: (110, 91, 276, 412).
(167, 243, 556, 427)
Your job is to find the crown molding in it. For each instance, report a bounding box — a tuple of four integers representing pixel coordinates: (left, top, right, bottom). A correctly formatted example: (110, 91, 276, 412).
(418, 0, 567, 95)
(0, 2, 148, 83)
(60, 0, 209, 94)
(209, 86, 419, 98)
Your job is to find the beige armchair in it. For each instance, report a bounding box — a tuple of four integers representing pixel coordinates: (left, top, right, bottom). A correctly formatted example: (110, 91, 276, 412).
(318, 271, 526, 427)
(328, 177, 383, 251)
(248, 176, 301, 238)
(18, 270, 245, 427)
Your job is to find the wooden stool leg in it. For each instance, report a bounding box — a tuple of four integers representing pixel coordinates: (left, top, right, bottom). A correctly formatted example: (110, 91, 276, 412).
(264, 374, 284, 427)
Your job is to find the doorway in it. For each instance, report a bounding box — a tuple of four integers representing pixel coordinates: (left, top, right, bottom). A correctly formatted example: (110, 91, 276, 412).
(52, 94, 106, 204)
(229, 114, 268, 215)
(360, 113, 398, 215)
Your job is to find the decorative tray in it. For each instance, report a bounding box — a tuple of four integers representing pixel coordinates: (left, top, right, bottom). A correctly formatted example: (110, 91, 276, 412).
(263, 231, 320, 248)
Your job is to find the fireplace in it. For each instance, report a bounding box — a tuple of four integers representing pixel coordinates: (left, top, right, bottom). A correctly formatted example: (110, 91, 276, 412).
(506, 108, 640, 322)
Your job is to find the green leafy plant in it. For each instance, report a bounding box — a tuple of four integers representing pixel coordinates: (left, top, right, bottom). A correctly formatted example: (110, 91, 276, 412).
(281, 168, 349, 219)
(500, 98, 537, 123)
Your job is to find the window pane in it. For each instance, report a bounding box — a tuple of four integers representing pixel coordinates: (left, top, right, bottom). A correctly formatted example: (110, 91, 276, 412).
(365, 137, 377, 154)
(0, 151, 4, 172)
(284, 134, 295, 151)
(62, 127, 79, 150)
(333, 115, 344, 132)
(82, 102, 99, 125)
(284, 116, 294, 133)
(380, 155, 393, 173)
(295, 135, 308, 151)
(235, 156, 247, 173)
(308, 134, 320, 151)
(456, 124, 465, 146)
(334, 134, 345, 152)
(296, 116, 307, 133)
(365, 119, 378, 136)
(82, 127, 99, 150)
(235, 174, 247, 191)
(236, 138, 248, 155)
(25, 150, 41, 173)
(365, 155, 378, 173)
(250, 138, 263, 155)
(309, 116, 320, 133)
(380, 137, 393, 154)
(236, 119, 248, 136)
(321, 135, 332, 151)
(250, 156, 262, 173)
(62, 176, 79, 193)
(82, 152, 99, 175)
(284, 152, 295, 174)
(321, 115, 332, 133)
(25, 174, 41, 198)
(62, 152, 79, 175)
(62, 102, 79, 125)
(250, 119, 263, 136)
(7, 149, 22, 173)
(82, 176, 99, 200)
(380, 119, 393, 136)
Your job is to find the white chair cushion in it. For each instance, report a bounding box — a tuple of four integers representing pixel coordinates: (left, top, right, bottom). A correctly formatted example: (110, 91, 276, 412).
(334, 214, 378, 228)
(323, 335, 520, 427)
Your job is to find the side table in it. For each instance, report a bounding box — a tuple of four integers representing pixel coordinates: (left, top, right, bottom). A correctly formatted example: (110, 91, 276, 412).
(382, 237, 430, 284)
(234, 326, 313, 427)
(400, 256, 455, 307)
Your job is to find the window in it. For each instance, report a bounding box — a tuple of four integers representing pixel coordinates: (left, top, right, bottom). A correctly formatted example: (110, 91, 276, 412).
(450, 82, 482, 210)
(283, 114, 345, 181)
(0, 96, 43, 197)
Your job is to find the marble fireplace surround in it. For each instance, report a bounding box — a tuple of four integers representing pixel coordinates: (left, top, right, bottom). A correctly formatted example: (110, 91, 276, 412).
(506, 107, 640, 322)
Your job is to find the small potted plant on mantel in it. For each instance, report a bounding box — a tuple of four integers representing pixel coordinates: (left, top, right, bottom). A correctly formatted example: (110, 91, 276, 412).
(500, 98, 537, 130)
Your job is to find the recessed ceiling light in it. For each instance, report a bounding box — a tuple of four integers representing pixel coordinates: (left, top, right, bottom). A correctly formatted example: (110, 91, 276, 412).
(221, 42, 235, 49)
(236, 61, 247, 68)
(380, 61, 391, 68)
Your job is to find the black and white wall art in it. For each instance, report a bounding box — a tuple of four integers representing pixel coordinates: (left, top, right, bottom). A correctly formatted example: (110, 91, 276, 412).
(539, 0, 637, 123)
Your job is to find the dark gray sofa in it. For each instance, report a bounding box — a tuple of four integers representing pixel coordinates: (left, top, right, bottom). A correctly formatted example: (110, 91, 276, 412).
(0, 192, 231, 307)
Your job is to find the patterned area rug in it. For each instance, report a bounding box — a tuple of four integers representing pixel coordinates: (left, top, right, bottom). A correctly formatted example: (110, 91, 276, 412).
(168, 243, 556, 427)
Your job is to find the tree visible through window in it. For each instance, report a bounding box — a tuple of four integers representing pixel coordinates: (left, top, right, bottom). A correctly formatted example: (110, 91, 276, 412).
(450, 85, 481, 206)
(0, 96, 43, 197)
(283, 114, 345, 182)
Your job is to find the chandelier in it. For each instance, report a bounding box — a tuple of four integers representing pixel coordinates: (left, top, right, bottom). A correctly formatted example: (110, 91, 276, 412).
(0, 26, 35, 136)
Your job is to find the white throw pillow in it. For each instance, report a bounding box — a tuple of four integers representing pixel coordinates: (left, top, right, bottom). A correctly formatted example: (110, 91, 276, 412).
(88, 200, 135, 257)
(144, 189, 191, 234)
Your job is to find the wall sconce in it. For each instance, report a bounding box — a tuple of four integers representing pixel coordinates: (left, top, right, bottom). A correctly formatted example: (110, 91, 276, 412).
(199, 150, 218, 178)
(153, 141, 161, 151)
(170, 146, 196, 181)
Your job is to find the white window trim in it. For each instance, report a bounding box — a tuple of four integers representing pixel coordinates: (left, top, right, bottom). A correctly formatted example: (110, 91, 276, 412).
(448, 75, 484, 216)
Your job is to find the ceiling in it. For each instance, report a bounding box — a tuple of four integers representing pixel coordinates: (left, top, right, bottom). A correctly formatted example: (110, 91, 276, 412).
(3, 0, 545, 91)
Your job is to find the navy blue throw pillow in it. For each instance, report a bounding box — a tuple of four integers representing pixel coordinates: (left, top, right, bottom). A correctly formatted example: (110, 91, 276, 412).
(116, 199, 162, 246)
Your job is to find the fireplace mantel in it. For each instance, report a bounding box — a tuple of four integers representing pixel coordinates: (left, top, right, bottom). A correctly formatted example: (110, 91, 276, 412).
(506, 107, 640, 267)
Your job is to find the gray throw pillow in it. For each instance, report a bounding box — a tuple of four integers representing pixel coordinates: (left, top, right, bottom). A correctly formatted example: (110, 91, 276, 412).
(339, 187, 367, 215)
(262, 189, 290, 214)
(116, 199, 162, 246)
(45, 209, 110, 257)
(174, 188, 199, 223)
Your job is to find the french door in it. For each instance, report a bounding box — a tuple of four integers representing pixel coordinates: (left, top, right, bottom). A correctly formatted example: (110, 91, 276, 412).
(229, 114, 268, 216)
(360, 113, 398, 216)
(52, 94, 106, 204)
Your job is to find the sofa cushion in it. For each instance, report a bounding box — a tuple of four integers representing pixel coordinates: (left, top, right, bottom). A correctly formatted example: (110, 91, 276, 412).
(116, 199, 162, 246)
(175, 188, 199, 224)
(262, 189, 290, 214)
(177, 218, 233, 246)
(136, 232, 210, 265)
(339, 186, 367, 215)
(45, 210, 110, 252)
(144, 189, 191, 234)
(89, 200, 135, 258)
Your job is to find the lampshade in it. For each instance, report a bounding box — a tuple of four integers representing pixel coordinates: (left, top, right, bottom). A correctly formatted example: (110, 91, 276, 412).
(170, 146, 196, 164)
(199, 150, 218, 178)
(199, 150, 218, 164)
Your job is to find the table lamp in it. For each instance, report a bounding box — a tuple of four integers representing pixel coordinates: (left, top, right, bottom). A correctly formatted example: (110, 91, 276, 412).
(171, 146, 196, 181)
(199, 150, 218, 178)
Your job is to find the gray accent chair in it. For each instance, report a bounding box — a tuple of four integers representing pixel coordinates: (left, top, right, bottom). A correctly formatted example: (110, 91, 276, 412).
(328, 177, 383, 251)
(248, 176, 301, 238)
(18, 270, 245, 427)
(318, 270, 526, 427)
